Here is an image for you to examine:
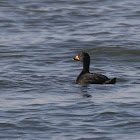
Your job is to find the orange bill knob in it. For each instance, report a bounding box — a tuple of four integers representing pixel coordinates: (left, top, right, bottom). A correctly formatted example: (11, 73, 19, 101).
(73, 55, 79, 60)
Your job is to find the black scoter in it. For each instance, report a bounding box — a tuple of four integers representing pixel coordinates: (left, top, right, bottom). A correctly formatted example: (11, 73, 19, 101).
(73, 52, 116, 84)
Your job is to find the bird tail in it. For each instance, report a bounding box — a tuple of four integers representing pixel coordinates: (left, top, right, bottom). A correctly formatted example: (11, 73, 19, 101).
(104, 78, 116, 84)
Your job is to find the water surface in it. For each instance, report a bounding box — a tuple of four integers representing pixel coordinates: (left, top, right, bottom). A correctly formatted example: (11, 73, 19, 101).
(0, 0, 140, 139)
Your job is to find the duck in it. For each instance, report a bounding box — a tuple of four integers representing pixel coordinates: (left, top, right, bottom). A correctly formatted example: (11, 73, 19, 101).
(73, 52, 116, 84)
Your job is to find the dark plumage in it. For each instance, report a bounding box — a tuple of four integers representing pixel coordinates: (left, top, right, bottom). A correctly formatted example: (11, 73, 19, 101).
(73, 52, 116, 84)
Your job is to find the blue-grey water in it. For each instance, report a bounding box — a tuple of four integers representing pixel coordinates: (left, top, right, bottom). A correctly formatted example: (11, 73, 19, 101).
(0, 0, 140, 139)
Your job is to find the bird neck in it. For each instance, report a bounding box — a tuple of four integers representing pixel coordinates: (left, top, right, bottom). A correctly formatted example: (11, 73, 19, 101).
(82, 61, 90, 73)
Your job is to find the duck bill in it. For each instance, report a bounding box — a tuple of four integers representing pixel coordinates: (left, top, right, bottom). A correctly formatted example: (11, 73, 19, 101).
(73, 55, 79, 61)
